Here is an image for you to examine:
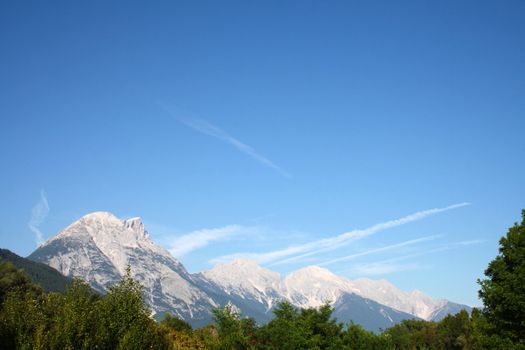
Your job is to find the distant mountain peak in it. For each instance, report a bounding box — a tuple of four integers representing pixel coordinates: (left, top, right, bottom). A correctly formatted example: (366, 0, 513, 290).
(410, 289, 427, 297)
(30, 212, 217, 324)
(28, 212, 471, 329)
(125, 216, 143, 227)
(48, 212, 151, 250)
(230, 258, 260, 267)
(124, 216, 149, 239)
(203, 258, 281, 302)
(78, 211, 122, 226)
(82, 211, 118, 219)
(289, 265, 337, 279)
(209, 258, 262, 270)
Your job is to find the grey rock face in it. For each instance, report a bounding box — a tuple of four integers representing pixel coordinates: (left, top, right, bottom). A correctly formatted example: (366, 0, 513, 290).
(29, 212, 471, 330)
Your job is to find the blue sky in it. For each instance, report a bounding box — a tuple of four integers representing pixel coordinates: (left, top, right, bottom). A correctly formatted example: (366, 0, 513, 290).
(1, 0, 524, 307)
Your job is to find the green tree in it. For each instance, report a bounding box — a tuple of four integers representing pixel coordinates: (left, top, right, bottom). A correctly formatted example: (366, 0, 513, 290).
(297, 303, 344, 349)
(0, 262, 45, 350)
(260, 301, 309, 350)
(96, 266, 169, 349)
(384, 318, 440, 350)
(211, 304, 251, 350)
(194, 324, 220, 349)
(478, 209, 525, 346)
(0, 261, 42, 303)
(0, 263, 175, 349)
(46, 279, 99, 349)
(437, 310, 472, 350)
(160, 313, 193, 333)
(470, 307, 518, 350)
(159, 313, 206, 350)
(0, 288, 49, 350)
(260, 301, 347, 350)
(343, 322, 390, 350)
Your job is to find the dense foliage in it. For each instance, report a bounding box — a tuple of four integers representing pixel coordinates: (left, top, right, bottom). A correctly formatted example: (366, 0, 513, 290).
(477, 209, 525, 349)
(0, 210, 523, 349)
(0, 262, 170, 349)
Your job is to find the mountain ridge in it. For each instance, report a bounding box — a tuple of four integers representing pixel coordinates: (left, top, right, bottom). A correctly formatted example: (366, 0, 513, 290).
(28, 211, 471, 330)
(0, 248, 72, 293)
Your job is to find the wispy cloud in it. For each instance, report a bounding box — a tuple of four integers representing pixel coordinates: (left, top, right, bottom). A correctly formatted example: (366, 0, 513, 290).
(273, 203, 471, 266)
(158, 102, 291, 177)
(341, 239, 485, 276)
(396, 239, 486, 260)
(178, 116, 291, 178)
(453, 239, 486, 246)
(28, 190, 49, 246)
(211, 203, 469, 266)
(168, 225, 256, 258)
(318, 235, 441, 267)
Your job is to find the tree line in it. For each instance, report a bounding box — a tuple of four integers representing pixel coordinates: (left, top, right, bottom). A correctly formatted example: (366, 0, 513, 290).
(1, 210, 524, 349)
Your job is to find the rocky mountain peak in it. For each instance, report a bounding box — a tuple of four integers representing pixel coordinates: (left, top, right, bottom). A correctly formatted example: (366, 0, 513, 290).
(124, 217, 147, 237)
(203, 258, 281, 295)
(285, 265, 338, 281)
(29, 212, 217, 325)
(29, 212, 471, 329)
(81, 211, 120, 221)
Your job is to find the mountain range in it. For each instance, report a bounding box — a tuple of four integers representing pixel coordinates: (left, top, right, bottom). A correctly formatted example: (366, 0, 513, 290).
(28, 212, 471, 331)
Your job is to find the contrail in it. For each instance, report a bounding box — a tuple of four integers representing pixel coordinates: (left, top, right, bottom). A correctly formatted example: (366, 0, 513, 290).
(269, 202, 470, 266)
(159, 103, 291, 178)
(180, 118, 292, 178)
(211, 202, 470, 266)
(318, 234, 441, 266)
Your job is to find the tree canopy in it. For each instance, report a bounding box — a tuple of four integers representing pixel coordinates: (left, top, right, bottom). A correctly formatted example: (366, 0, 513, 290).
(478, 209, 525, 348)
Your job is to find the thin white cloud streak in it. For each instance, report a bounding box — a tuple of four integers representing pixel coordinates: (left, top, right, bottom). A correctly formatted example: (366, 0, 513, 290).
(453, 239, 486, 246)
(341, 239, 485, 276)
(28, 190, 49, 246)
(179, 118, 292, 178)
(271, 202, 470, 266)
(392, 239, 486, 261)
(211, 202, 470, 266)
(169, 225, 254, 258)
(318, 235, 441, 267)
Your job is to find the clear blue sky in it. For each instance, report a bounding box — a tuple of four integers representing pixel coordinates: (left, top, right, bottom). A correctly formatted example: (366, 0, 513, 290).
(1, 0, 524, 307)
